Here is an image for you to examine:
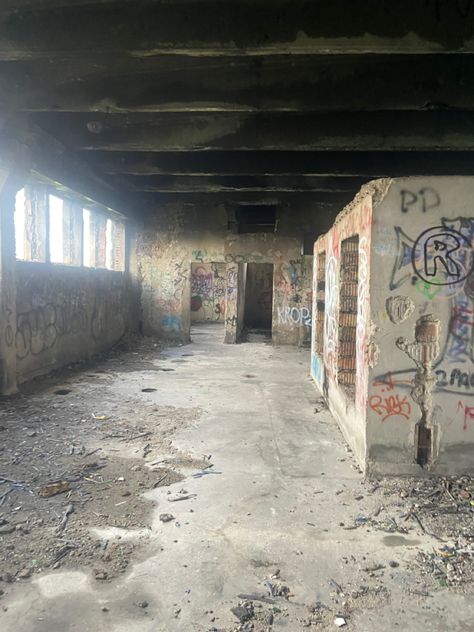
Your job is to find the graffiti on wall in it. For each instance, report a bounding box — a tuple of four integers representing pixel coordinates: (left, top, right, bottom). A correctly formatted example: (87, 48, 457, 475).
(378, 207, 474, 409)
(190, 262, 226, 322)
(369, 371, 413, 422)
(400, 187, 440, 215)
(411, 226, 474, 287)
(311, 196, 373, 411)
(277, 306, 311, 326)
(15, 274, 126, 360)
(457, 400, 474, 431)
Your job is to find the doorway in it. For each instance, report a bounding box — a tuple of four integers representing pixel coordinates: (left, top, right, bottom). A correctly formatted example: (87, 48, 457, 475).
(244, 263, 273, 338)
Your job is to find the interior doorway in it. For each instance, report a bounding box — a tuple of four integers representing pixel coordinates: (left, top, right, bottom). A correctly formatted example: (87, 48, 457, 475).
(244, 263, 273, 338)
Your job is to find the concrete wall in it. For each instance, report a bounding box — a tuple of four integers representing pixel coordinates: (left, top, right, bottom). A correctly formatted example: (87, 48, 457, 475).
(190, 262, 226, 323)
(312, 177, 474, 476)
(137, 201, 327, 345)
(312, 187, 375, 466)
(368, 177, 474, 475)
(15, 262, 134, 382)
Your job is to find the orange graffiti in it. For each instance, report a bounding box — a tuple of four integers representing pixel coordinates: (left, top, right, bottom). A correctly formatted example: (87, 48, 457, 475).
(370, 372, 412, 421)
(369, 393, 411, 422)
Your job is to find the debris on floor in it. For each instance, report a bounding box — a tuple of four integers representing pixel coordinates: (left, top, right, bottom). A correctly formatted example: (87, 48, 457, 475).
(0, 338, 200, 583)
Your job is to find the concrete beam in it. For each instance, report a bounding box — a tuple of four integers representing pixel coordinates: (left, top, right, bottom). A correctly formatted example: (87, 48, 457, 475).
(32, 111, 474, 151)
(2, 54, 474, 113)
(1, 1, 474, 58)
(139, 191, 354, 208)
(121, 175, 369, 193)
(85, 150, 474, 177)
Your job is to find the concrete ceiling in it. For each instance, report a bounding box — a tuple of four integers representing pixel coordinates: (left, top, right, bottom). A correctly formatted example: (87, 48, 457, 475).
(1, 0, 474, 218)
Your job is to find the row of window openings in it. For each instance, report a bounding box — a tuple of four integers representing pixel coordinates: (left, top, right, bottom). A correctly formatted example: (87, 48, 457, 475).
(314, 236, 359, 396)
(14, 189, 125, 271)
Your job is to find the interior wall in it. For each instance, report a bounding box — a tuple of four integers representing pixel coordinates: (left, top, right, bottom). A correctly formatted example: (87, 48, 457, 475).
(312, 177, 474, 476)
(15, 261, 134, 382)
(311, 188, 375, 468)
(137, 201, 327, 345)
(367, 176, 474, 476)
(190, 262, 226, 323)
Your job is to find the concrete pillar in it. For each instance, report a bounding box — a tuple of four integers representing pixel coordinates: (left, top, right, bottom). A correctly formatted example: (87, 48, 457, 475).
(24, 184, 48, 262)
(224, 262, 246, 343)
(110, 220, 125, 271)
(62, 200, 83, 266)
(89, 213, 107, 268)
(0, 176, 18, 394)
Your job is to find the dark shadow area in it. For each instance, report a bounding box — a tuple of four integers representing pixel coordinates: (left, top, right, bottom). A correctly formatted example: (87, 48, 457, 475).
(243, 263, 273, 341)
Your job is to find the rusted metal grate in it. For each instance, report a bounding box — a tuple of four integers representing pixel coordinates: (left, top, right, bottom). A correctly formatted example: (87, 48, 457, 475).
(315, 251, 326, 355)
(338, 236, 359, 392)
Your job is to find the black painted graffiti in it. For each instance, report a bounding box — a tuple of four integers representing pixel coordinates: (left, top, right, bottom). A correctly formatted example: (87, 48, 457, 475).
(400, 188, 440, 214)
(412, 226, 474, 286)
(436, 368, 474, 390)
(443, 300, 474, 363)
(389, 226, 415, 290)
(225, 315, 237, 327)
(387, 217, 474, 393)
(173, 261, 188, 299)
(16, 301, 88, 359)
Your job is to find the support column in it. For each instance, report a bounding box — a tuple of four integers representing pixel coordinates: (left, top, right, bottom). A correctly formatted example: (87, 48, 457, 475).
(224, 262, 246, 343)
(62, 200, 83, 266)
(0, 176, 18, 394)
(24, 184, 48, 262)
(89, 213, 107, 268)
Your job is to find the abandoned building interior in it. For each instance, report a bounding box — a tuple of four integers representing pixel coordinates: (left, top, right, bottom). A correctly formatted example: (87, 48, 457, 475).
(1, 2, 474, 631)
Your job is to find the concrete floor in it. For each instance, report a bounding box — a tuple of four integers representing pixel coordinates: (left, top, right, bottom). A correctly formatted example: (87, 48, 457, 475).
(2, 324, 474, 631)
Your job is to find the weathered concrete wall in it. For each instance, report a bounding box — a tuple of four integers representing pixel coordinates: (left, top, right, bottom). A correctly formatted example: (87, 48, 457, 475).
(15, 262, 133, 382)
(367, 177, 474, 476)
(312, 188, 375, 467)
(312, 177, 474, 476)
(138, 201, 324, 345)
(190, 262, 226, 323)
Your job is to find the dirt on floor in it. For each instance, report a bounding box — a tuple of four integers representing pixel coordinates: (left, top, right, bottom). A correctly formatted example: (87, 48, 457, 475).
(0, 337, 204, 586)
(224, 468, 474, 632)
(1, 344, 474, 630)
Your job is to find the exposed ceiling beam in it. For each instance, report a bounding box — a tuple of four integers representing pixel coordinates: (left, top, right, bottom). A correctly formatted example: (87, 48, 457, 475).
(119, 174, 369, 193)
(1, 1, 474, 59)
(83, 150, 474, 177)
(2, 54, 474, 113)
(138, 191, 355, 207)
(32, 111, 474, 151)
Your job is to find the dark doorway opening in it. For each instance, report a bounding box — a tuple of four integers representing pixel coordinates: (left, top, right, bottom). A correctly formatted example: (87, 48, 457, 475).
(244, 263, 273, 340)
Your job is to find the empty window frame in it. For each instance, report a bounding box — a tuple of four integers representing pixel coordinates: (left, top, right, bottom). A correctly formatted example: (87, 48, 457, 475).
(236, 205, 277, 234)
(338, 236, 359, 395)
(315, 251, 326, 355)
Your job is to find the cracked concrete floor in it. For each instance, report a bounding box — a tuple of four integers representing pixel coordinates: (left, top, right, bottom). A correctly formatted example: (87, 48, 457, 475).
(1, 323, 474, 631)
